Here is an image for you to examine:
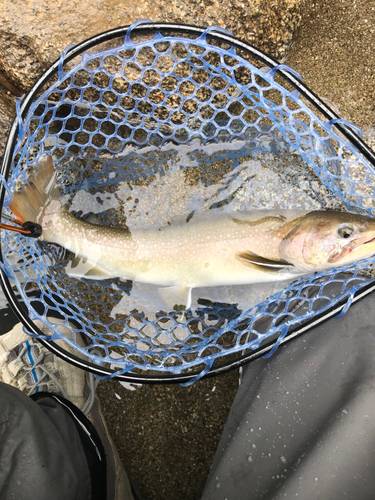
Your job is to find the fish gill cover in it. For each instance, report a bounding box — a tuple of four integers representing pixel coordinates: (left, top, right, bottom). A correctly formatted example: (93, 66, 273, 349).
(1, 22, 375, 383)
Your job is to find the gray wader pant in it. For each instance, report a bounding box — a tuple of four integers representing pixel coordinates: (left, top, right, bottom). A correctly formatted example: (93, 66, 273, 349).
(202, 292, 375, 499)
(0, 386, 105, 500)
(1, 292, 375, 500)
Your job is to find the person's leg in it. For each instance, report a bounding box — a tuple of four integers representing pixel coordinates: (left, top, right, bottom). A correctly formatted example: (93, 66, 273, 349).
(0, 318, 135, 500)
(0, 382, 94, 500)
(202, 292, 375, 500)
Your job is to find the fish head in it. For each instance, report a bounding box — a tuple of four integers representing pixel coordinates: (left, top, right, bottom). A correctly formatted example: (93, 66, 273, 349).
(280, 211, 375, 271)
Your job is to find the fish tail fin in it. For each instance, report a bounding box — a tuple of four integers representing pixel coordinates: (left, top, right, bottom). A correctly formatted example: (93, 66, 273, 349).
(9, 155, 61, 223)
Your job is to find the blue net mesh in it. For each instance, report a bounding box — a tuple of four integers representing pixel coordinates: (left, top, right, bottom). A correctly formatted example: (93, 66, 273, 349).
(2, 24, 375, 379)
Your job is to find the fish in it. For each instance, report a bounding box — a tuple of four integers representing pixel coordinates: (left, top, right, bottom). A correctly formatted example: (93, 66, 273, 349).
(9, 155, 375, 310)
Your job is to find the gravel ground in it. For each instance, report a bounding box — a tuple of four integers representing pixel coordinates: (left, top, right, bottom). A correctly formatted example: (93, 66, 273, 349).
(97, 1, 375, 499)
(97, 373, 238, 500)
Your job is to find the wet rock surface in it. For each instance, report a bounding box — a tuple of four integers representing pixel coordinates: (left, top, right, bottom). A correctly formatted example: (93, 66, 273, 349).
(0, 93, 15, 158)
(0, 0, 304, 93)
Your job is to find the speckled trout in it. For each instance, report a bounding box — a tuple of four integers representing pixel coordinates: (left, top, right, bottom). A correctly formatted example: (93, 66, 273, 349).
(9, 156, 375, 309)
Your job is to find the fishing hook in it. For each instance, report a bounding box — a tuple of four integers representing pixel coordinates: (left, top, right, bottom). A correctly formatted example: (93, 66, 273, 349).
(0, 214, 42, 238)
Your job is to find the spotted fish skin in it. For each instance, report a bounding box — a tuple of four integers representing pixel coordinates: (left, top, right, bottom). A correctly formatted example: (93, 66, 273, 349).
(41, 207, 305, 288)
(9, 156, 375, 309)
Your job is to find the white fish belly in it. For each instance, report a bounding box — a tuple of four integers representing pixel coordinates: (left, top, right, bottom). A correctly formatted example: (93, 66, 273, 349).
(130, 246, 302, 287)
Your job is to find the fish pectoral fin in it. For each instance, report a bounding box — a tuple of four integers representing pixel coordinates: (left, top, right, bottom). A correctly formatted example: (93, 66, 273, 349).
(65, 256, 113, 280)
(158, 285, 192, 310)
(236, 251, 293, 273)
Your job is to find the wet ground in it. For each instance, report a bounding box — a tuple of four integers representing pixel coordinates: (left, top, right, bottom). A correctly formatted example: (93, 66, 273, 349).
(97, 375, 238, 500)
(96, 1, 375, 499)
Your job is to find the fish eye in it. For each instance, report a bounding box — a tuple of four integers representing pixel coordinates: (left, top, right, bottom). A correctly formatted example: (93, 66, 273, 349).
(337, 225, 354, 239)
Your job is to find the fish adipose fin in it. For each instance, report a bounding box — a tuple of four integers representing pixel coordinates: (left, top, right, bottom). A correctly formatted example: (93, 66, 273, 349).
(158, 285, 192, 310)
(65, 256, 113, 280)
(236, 251, 293, 273)
(9, 155, 61, 224)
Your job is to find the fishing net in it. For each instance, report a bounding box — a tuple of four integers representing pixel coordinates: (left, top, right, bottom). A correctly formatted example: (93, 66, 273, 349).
(1, 22, 375, 383)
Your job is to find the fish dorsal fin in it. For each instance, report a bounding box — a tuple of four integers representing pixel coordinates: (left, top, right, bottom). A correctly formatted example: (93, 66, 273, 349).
(65, 256, 113, 280)
(236, 251, 293, 273)
(158, 285, 192, 310)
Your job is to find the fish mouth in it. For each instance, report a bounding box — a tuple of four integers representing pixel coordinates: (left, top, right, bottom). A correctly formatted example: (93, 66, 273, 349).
(345, 233, 375, 261)
(329, 235, 375, 263)
(352, 234, 375, 250)
(363, 235, 375, 245)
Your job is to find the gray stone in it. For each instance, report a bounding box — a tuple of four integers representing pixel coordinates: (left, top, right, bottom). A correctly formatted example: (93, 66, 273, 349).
(0, 93, 15, 159)
(0, 0, 305, 93)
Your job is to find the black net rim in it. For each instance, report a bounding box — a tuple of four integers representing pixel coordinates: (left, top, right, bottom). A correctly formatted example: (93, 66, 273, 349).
(1, 22, 375, 384)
